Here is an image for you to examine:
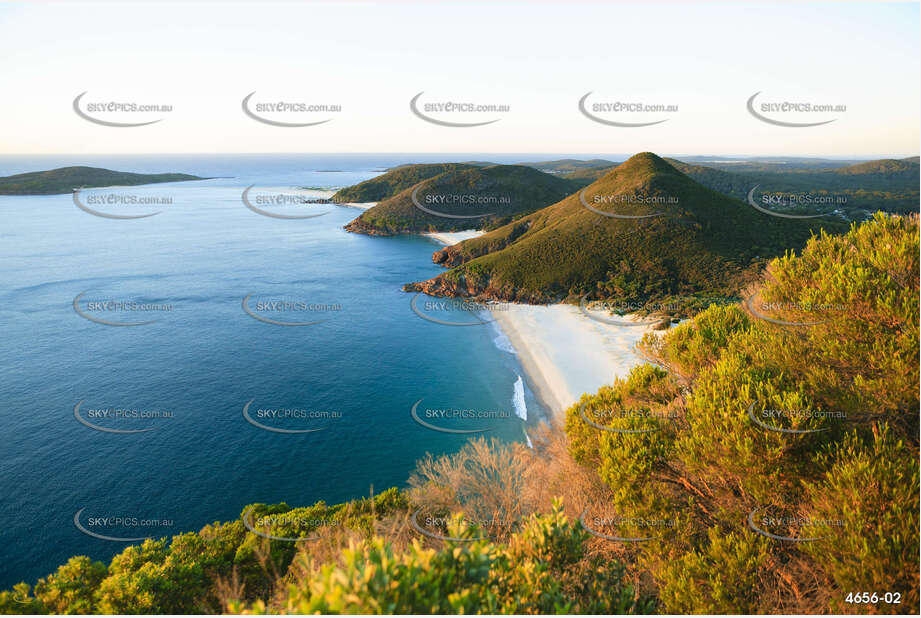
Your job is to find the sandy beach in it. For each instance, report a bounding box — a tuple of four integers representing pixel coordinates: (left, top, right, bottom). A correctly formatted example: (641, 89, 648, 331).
(492, 304, 658, 423)
(297, 189, 376, 210)
(423, 229, 484, 245)
(423, 230, 656, 422)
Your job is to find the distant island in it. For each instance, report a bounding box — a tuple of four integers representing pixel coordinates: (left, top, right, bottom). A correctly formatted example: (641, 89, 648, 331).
(0, 166, 207, 195)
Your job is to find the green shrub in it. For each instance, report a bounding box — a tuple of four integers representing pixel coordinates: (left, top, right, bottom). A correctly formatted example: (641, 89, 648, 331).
(567, 214, 919, 613)
(656, 528, 769, 614)
(235, 504, 648, 615)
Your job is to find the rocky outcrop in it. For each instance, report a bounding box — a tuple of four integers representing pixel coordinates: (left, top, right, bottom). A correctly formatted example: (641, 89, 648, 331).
(403, 275, 555, 305)
(343, 218, 398, 236)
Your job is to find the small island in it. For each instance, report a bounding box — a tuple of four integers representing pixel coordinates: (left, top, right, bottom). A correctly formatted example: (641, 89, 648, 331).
(0, 166, 208, 195)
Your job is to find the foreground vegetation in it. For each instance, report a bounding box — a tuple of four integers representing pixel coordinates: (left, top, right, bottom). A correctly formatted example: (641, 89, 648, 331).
(566, 212, 919, 613)
(1, 214, 916, 614)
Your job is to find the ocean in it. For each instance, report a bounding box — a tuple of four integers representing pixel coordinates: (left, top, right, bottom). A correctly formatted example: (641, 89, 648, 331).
(0, 154, 556, 588)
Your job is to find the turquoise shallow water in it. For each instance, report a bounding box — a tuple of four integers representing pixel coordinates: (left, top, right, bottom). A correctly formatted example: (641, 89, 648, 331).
(0, 154, 552, 587)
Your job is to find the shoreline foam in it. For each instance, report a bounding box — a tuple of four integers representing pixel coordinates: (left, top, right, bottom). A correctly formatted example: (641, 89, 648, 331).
(421, 229, 653, 425)
(491, 303, 657, 424)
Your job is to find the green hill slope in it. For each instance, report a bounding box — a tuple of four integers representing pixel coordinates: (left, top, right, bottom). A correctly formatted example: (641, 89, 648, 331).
(833, 157, 919, 176)
(330, 163, 480, 203)
(406, 152, 843, 307)
(663, 157, 754, 199)
(560, 165, 618, 186)
(343, 165, 579, 235)
(0, 166, 205, 195)
(665, 157, 919, 219)
(523, 158, 618, 173)
(517, 159, 619, 187)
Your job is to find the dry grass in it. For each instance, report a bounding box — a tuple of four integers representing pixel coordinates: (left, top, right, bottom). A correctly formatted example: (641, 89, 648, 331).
(220, 423, 857, 615)
(407, 437, 530, 542)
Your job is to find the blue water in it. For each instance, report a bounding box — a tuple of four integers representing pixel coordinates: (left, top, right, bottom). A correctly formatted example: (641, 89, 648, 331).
(0, 154, 556, 588)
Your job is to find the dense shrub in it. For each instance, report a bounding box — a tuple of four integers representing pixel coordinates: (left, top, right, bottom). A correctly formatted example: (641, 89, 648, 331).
(568, 213, 919, 613)
(233, 505, 648, 615)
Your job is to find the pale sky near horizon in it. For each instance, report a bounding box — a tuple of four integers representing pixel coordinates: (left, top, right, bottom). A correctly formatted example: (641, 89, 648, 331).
(0, 1, 918, 157)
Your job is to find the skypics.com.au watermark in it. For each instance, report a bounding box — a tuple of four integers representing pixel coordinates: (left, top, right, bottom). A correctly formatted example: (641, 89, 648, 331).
(592, 194, 678, 206)
(744, 292, 847, 327)
(73, 190, 172, 219)
(747, 92, 845, 128)
(578, 295, 736, 327)
(587, 407, 679, 422)
(578, 189, 676, 219)
(579, 296, 690, 326)
(242, 507, 341, 541)
(418, 298, 509, 314)
(579, 401, 675, 434)
(242, 399, 342, 434)
(410, 399, 513, 434)
(410, 293, 509, 327)
(747, 506, 845, 542)
(410, 92, 509, 127)
(410, 188, 510, 219)
(241, 294, 342, 326)
(747, 402, 846, 435)
(74, 400, 174, 434)
(578, 92, 678, 127)
(241, 186, 331, 220)
(241, 92, 341, 128)
(74, 507, 174, 542)
(73, 292, 173, 326)
(73, 92, 171, 127)
(249, 194, 331, 206)
(410, 510, 521, 542)
(746, 185, 846, 219)
(580, 508, 678, 542)
(82, 193, 172, 206)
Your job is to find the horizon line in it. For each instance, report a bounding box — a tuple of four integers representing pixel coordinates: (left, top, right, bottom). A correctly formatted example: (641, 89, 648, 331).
(0, 152, 916, 160)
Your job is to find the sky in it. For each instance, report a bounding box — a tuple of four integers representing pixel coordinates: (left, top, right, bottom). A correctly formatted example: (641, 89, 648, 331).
(0, 0, 918, 157)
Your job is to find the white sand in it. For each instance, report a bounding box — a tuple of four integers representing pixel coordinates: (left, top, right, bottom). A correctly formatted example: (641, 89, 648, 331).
(338, 201, 376, 210)
(492, 304, 659, 422)
(418, 226, 655, 421)
(424, 230, 484, 246)
(285, 189, 375, 210)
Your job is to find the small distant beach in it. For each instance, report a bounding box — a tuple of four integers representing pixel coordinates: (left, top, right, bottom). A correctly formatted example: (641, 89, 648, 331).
(339, 201, 376, 210)
(423, 229, 483, 246)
